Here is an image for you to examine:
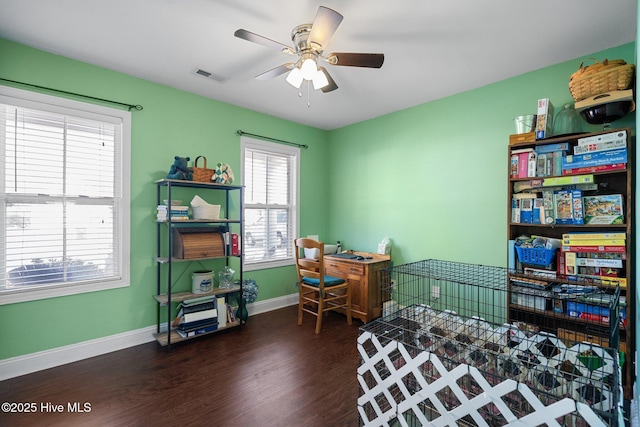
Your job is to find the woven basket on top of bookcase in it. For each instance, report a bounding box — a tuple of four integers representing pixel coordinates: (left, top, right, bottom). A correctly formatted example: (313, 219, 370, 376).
(569, 58, 635, 101)
(192, 156, 215, 183)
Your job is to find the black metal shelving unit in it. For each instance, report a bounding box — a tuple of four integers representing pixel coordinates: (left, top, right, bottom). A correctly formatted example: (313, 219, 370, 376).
(154, 179, 244, 347)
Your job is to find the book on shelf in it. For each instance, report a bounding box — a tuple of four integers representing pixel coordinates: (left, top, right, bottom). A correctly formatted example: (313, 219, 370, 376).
(542, 190, 555, 224)
(526, 150, 537, 177)
(231, 233, 240, 256)
(564, 253, 627, 287)
(573, 138, 626, 155)
(545, 153, 554, 176)
(555, 192, 573, 224)
(583, 195, 624, 225)
(157, 205, 189, 211)
(523, 266, 557, 278)
(542, 174, 594, 186)
(576, 257, 623, 268)
(532, 198, 544, 224)
(562, 231, 626, 241)
(216, 297, 227, 328)
(520, 197, 533, 224)
(562, 239, 626, 246)
(227, 303, 237, 323)
(535, 142, 570, 154)
(564, 252, 577, 275)
(536, 153, 547, 177)
(513, 179, 543, 192)
(553, 151, 564, 176)
(177, 323, 218, 338)
(157, 215, 190, 222)
(182, 294, 217, 306)
(511, 198, 520, 223)
(572, 189, 583, 225)
(562, 163, 626, 175)
(563, 148, 627, 169)
(510, 154, 518, 178)
(568, 274, 627, 288)
(516, 151, 531, 178)
(512, 193, 537, 199)
(176, 317, 218, 332)
(577, 129, 627, 147)
(157, 205, 190, 221)
(562, 245, 626, 254)
(180, 308, 218, 324)
(172, 299, 218, 327)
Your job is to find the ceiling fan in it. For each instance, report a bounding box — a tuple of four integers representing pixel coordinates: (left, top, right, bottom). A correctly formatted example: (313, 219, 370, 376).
(234, 6, 384, 93)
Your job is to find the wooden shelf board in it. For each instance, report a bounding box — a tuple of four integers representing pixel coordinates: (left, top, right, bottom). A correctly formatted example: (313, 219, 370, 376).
(155, 255, 241, 263)
(153, 320, 241, 346)
(154, 286, 241, 305)
(508, 304, 626, 331)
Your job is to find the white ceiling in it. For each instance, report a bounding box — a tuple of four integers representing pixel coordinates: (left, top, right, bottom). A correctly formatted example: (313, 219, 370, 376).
(0, 0, 636, 130)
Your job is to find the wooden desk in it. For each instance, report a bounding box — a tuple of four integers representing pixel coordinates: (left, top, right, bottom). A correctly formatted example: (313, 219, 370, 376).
(324, 252, 391, 323)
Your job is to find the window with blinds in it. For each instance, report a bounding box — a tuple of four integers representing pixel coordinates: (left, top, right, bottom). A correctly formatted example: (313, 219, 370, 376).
(0, 86, 131, 304)
(241, 137, 299, 270)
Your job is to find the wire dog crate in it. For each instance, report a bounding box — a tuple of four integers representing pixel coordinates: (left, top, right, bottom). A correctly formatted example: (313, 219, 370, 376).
(358, 260, 622, 427)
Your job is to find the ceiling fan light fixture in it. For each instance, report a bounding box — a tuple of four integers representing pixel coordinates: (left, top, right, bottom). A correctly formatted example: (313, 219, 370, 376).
(312, 69, 329, 90)
(286, 67, 303, 88)
(300, 56, 317, 80)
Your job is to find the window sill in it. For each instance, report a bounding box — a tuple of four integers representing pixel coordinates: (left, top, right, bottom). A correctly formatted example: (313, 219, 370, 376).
(243, 258, 295, 272)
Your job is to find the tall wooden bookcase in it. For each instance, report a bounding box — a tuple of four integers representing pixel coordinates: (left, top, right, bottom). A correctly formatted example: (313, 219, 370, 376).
(506, 128, 634, 398)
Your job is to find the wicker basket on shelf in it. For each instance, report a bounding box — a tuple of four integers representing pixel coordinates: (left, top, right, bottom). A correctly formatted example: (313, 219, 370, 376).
(569, 58, 635, 101)
(192, 156, 215, 182)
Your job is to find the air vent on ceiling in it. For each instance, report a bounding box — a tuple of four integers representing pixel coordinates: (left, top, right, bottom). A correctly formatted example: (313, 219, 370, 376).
(193, 68, 228, 83)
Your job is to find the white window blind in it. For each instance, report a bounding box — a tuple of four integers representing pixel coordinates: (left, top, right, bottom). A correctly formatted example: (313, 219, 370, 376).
(0, 86, 130, 304)
(242, 137, 298, 269)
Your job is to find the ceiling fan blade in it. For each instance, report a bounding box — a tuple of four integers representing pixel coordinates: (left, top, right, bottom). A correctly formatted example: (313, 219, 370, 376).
(327, 53, 385, 68)
(234, 29, 294, 54)
(318, 67, 338, 93)
(308, 6, 343, 49)
(255, 63, 295, 80)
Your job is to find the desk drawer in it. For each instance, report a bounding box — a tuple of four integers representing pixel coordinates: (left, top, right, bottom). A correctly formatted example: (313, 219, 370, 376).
(325, 260, 365, 276)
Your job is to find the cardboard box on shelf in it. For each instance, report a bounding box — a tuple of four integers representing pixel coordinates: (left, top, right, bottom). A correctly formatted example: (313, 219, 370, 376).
(535, 98, 554, 140)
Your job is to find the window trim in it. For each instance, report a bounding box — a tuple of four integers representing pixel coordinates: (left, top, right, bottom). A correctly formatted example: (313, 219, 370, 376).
(0, 85, 131, 305)
(241, 136, 299, 271)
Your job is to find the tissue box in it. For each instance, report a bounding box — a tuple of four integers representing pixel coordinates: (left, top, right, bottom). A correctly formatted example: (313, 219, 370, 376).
(190, 195, 220, 219)
(192, 204, 220, 220)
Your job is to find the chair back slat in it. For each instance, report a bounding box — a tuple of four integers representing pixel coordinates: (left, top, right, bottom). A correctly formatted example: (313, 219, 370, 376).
(294, 238, 326, 288)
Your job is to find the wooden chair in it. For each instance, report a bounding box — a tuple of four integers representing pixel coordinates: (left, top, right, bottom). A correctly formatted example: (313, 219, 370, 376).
(294, 238, 352, 334)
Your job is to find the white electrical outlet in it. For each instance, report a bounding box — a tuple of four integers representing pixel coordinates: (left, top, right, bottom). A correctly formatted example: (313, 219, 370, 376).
(432, 286, 440, 299)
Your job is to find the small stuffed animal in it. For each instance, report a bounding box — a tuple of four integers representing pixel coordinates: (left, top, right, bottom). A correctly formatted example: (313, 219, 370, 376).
(167, 156, 193, 181)
(166, 156, 193, 180)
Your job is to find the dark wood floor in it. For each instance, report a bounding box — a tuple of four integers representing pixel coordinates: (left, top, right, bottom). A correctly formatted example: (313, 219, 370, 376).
(0, 306, 363, 427)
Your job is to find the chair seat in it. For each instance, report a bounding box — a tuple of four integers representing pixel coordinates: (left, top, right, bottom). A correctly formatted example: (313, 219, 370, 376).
(301, 275, 345, 287)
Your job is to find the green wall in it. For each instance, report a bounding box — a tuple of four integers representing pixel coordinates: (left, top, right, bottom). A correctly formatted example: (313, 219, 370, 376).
(0, 38, 636, 362)
(327, 43, 636, 267)
(0, 39, 329, 359)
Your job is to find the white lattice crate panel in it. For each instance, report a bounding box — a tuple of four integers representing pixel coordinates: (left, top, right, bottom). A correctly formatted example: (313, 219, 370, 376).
(358, 329, 621, 426)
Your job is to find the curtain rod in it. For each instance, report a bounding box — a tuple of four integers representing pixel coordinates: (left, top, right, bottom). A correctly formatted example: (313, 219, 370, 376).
(236, 130, 308, 149)
(0, 78, 143, 111)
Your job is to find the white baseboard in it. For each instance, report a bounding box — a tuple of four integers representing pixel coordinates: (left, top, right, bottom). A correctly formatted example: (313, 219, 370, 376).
(0, 293, 298, 381)
(247, 292, 298, 316)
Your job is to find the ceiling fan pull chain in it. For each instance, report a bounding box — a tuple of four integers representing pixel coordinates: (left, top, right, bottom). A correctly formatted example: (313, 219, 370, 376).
(307, 80, 311, 108)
